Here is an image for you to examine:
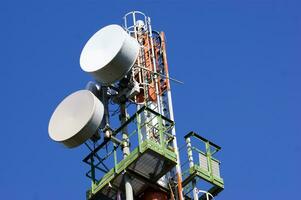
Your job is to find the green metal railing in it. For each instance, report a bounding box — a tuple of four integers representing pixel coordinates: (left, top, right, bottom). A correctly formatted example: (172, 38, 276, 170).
(83, 105, 176, 197)
(182, 132, 224, 199)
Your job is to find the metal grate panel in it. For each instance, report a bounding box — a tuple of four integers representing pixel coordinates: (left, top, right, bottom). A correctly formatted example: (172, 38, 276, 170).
(199, 153, 208, 171)
(211, 159, 220, 178)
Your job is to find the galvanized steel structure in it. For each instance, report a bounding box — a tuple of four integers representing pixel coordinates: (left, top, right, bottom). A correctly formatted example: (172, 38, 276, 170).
(49, 11, 224, 200)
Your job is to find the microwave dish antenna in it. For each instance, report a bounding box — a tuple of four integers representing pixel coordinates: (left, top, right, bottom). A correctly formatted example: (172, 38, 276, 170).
(48, 90, 104, 148)
(80, 24, 140, 85)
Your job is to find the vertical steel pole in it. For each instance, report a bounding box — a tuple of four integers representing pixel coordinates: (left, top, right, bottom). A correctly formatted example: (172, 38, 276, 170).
(100, 86, 111, 138)
(148, 17, 163, 115)
(186, 137, 198, 200)
(120, 103, 134, 200)
(161, 32, 184, 200)
(125, 175, 133, 200)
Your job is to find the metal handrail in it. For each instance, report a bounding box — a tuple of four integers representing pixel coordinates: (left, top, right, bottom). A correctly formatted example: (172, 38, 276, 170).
(83, 105, 176, 184)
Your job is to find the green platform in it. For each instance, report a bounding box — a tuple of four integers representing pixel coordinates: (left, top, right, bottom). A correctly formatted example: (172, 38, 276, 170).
(182, 132, 224, 200)
(87, 139, 177, 200)
(85, 106, 177, 200)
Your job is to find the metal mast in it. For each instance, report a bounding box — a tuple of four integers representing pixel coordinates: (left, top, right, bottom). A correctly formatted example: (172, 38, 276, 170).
(48, 10, 225, 200)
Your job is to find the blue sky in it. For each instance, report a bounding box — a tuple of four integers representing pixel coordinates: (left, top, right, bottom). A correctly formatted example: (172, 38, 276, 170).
(1, 0, 300, 199)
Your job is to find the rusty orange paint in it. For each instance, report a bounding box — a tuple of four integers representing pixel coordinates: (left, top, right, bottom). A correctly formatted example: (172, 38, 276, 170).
(135, 33, 157, 103)
(177, 172, 184, 200)
(160, 32, 171, 91)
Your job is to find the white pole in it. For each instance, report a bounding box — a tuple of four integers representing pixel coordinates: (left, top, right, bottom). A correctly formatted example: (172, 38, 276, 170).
(120, 103, 134, 200)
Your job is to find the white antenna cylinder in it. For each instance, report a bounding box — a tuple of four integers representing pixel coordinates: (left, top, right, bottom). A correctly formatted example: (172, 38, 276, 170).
(48, 90, 104, 148)
(80, 24, 140, 85)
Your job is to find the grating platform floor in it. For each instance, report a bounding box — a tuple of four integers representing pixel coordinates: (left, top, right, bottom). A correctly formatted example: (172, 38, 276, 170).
(87, 139, 177, 200)
(182, 165, 224, 200)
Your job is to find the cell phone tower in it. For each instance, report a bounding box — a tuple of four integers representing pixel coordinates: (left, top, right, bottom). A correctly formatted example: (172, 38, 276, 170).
(48, 11, 224, 200)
